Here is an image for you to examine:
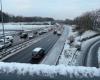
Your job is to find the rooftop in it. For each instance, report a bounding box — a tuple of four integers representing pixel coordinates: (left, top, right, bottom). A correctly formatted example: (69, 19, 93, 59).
(33, 47, 42, 52)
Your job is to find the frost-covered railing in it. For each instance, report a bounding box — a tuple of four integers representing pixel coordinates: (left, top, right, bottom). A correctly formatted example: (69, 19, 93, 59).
(0, 62, 100, 80)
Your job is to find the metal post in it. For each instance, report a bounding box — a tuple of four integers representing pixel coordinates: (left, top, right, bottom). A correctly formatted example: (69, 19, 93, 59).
(0, 0, 5, 50)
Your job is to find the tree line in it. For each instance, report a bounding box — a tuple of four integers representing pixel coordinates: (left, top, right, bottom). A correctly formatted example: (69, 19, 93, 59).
(73, 9, 100, 32)
(0, 11, 54, 23)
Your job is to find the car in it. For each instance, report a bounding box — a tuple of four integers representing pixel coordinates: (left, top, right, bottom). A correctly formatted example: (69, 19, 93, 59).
(34, 31, 38, 35)
(28, 35, 35, 39)
(42, 30, 48, 33)
(32, 47, 45, 60)
(5, 36, 14, 43)
(57, 31, 61, 36)
(38, 31, 44, 35)
(0, 40, 12, 50)
(20, 33, 28, 38)
(4, 41, 12, 47)
(53, 30, 57, 34)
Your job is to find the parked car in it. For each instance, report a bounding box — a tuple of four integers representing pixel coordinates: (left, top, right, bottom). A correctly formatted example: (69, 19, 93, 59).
(5, 36, 14, 43)
(32, 47, 45, 60)
(20, 33, 28, 38)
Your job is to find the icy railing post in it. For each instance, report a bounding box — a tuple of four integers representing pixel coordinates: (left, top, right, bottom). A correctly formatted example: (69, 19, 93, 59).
(0, 62, 100, 80)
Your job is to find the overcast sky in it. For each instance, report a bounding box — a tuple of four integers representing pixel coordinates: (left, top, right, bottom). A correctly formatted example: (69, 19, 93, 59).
(2, 0, 100, 20)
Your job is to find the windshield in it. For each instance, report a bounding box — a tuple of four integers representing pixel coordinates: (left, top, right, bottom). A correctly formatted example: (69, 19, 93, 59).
(0, 0, 100, 80)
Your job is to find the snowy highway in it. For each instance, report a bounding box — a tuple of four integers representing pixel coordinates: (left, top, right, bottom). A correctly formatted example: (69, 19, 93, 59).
(41, 25, 69, 65)
(3, 32, 59, 63)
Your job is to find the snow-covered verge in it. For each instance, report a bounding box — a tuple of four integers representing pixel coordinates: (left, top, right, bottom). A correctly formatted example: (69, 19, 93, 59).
(81, 30, 97, 40)
(58, 26, 80, 66)
(58, 25, 100, 66)
(0, 62, 100, 79)
(58, 40, 80, 66)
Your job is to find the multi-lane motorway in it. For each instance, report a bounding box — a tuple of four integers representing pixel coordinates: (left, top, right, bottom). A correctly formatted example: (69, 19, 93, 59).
(4, 33, 59, 63)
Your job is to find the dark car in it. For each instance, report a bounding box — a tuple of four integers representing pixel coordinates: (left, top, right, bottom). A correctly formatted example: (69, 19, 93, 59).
(20, 33, 28, 38)
(38, 31, 45, 35)
(53, 30, 57, 34)
(32, 47, 45, 60)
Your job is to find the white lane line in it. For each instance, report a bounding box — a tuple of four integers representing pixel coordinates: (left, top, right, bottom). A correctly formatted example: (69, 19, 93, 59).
(0, 34, 50, 61)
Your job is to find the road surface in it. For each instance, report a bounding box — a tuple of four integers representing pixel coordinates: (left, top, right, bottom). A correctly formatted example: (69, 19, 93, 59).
(78, 38, 100, 67)
(4, 33, 59, 63)
(41, 25, 69, 65)
(86, 40, 100, 67)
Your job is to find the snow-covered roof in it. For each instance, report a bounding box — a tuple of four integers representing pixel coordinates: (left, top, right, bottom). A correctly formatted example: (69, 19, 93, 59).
(33, 47, 42, 52)
(6, 36, 13, 39)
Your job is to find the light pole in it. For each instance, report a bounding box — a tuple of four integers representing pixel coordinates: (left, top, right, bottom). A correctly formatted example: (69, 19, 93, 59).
(0, 0, 5, 51)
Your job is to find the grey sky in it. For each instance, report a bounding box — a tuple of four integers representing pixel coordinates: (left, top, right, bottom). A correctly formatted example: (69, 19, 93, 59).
(2, 0, 100, 20)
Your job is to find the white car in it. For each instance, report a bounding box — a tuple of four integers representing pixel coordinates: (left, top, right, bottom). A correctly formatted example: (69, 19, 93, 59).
(57, 31, 61, 36)
(0, 40, 12, 50)
(5, 36, 13, 42)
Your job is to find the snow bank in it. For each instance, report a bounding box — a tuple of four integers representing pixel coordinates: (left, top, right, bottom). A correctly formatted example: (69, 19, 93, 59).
(0, 62, 100, 78)
(59, 26, 81, 66)
(58, 40, 80, 66)
(81, 30, 97, 39)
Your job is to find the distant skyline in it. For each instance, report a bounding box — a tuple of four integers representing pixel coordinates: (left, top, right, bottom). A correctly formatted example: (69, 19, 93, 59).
(2, 0, 100, 20)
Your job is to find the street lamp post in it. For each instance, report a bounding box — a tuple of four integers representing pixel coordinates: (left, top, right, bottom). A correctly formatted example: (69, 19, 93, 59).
(0, 0, 5, 51)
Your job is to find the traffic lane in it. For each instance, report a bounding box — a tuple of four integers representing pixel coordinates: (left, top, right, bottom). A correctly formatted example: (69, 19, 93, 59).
(86, 41, 100, 67)
(18, 34, 59, 63)
(21, 34, 59, 63)
(9, 32, 51, 48)
(4, 33, 59, 63)
(77, 38, 100, 67)
(4, 33, 54, 62)
(41, 25, 69, 65)
(9, 28, 40, 46)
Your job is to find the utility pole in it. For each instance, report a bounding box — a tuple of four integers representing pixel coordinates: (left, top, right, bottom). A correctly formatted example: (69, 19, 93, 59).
(0, 0, 5, 50)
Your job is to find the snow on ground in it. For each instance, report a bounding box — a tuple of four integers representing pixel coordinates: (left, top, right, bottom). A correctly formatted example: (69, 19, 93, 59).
(58, 40, 80, 66)
(0, 62, 100, 78)
(81, 30, 97, 40)
(58, 26, 80, 66)
(58, 25, 100, 66)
